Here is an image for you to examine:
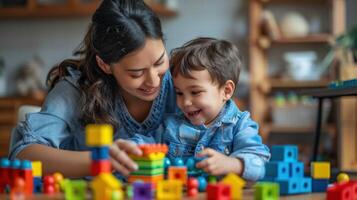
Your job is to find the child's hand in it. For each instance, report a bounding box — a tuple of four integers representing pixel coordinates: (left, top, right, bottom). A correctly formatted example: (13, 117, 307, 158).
(195, 148, 243, 176)
(109, 139, 142, 176)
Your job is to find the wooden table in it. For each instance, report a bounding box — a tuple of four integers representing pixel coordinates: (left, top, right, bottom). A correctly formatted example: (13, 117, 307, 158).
(0, 190, 326, 199)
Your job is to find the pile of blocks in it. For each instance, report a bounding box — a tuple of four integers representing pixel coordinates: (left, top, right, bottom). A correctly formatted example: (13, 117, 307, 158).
(86, 124, 123, 200)
(262, 145, 312, 195)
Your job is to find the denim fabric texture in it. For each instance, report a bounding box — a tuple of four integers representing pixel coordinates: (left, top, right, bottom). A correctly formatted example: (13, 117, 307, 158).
(8, 67, 178, 159)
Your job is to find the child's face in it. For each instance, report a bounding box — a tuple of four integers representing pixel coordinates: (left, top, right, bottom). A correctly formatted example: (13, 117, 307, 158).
(173, 70, 230, 126)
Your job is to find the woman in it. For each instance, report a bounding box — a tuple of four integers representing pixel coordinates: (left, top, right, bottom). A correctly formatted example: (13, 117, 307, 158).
(9, 0, 177, 177)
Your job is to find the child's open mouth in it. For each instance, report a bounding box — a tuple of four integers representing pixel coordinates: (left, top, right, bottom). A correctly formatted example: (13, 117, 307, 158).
(187, 109, 202, 117)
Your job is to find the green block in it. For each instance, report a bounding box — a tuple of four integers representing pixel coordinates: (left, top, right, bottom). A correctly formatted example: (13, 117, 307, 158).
(137, 160, 164, 169)
(254, 182, 279, 200)
(62, 179, 87, 200)
(131, 168, 164, 176)
(126, 185, 133, 199)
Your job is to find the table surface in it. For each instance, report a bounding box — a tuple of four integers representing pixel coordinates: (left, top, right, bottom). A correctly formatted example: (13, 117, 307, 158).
(0, 190, 326, 200)
(298, 86, 357, 98)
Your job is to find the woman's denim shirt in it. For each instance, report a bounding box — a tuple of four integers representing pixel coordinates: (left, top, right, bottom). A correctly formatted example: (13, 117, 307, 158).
(8, 67, 177, 159)
(130, 99, 271, 181)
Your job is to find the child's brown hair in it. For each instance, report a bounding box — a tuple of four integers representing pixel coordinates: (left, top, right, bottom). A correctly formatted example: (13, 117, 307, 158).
(170, 37, 242, 90)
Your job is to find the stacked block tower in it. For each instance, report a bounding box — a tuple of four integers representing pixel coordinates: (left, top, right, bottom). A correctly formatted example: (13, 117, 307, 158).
(262, 145, 312, 195)
(128, 144, 168, 185)
(310, 162, 330, 192)
(86, 124, 122, 200)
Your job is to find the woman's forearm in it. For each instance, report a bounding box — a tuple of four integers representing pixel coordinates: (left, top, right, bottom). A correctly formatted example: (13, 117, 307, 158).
(16, 144, 91, 178)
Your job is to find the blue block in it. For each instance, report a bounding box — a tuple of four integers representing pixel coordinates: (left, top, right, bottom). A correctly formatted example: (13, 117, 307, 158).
(299, 177, 312, 193)
(133, 182, 153, 200)
(277, 178, 300, 195)
(312, 179, 329, 192)
(265, 162, 289, 179)
(33, 177, 42, 193)
(91, 147, 109, 160)
(289, 161, 304, 177)
(271, 145, 298, 162)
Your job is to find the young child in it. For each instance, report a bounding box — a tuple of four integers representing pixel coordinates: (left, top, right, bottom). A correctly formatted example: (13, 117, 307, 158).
(165, 37, 270, 181)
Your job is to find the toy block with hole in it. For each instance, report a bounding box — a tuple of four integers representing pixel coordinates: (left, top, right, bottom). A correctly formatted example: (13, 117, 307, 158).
(206, 183, 231, 200)
(276, 178, 300, 195)
(61, 179, 87, 200)
(254, 182, 279, 200)
(85, 124, 113, 147)
(221, 173, 245, 200)
(156, 180, 182, 200)
(311, 162, 330, 179)
(271, 145, 298, 162)
(265, 162, 289, 179)
(91, 173, 122, 200)
(11, 159, 22, 188)
(91, 147, 110, 160)
(299, 177, 312, 193)
(133, 182, 153, 200)
(312, 179, 329, 192)
(91, 160, 111, 176)
(327, 182, 353, 200)
(168, 167, 187, 185)
(31, 161, 42, 177)
(289, 161, 304, 177)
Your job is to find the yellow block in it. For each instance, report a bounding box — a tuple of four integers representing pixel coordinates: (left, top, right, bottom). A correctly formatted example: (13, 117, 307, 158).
(31, 161, 42, 177)
(311, 162, 330, 179)
(91, 173, 122, 200)
(221, 173, 246, 200)
(157, 180, 182, 200)
(86, 124, 113, 146)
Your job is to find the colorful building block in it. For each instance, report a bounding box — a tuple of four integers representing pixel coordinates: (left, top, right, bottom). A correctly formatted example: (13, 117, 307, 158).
(31, 161, 42, 177)
(91, 160, 111, 176)
(168, 167, 187, 185)
(20, 160, 33, 195)
(85, 124, 113, 147)
(43, 175, 56, 194)
(271, 145, 298, 162)
(187, 177, 199, 197)
(337, 173, 350, 183)
(53, 172, 64, 192)
(312, 179, 329, 192)
(311, 162, 330, 179)
(206, 183, 231, 200)
(0, 158, 11, 193)
(10, 159, 22, 188)
(276, 178, 300, 195)
(197, 176, 208, 192)
(254, 182, 279, 200)
(137, 144, 168, 156)
(91, 147, 110, 160)
(91, 173, 122, 200)
(327, 182, 353, 200)
(221, 173, 245, 200)
(61, 179, 87, 200)
(156, 180, 182, 200)
(299, 177, 312, 193)
(289, 161, 304, 177)
(128, 175, 164, 184)
(265, 162, 289, 179)
(131, 168, 164, 176)
(133, 182, 153, 200)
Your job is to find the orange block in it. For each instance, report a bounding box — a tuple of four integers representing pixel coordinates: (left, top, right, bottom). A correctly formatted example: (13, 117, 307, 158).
(91, 160, 111, 176)
(168, 167, 187, 185)
(128, 174, 164, 184)
(138, 144, 168, 156)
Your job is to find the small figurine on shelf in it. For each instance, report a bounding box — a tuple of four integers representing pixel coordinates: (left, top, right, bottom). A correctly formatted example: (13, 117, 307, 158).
(14, 56, 46, 100)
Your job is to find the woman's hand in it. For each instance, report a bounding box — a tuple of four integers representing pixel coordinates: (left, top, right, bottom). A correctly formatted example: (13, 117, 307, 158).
(195, 148, 243, 176)
(109, 139, 142, 176)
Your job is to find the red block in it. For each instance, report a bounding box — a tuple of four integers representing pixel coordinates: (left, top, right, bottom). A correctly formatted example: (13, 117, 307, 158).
(91, 160, 111, 176)
(0, 166, 11, 193)
(21, 169, 33, 195)
(346, 181, 357, 199)
(327, 182, 353, 200)
(206, 183, 231, 200)
(11, 169, 22, 188)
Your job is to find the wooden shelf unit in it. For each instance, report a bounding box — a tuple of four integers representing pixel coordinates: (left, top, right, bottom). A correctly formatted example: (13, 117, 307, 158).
(249, 0, 345, 141)
(0, 0, 178, 19)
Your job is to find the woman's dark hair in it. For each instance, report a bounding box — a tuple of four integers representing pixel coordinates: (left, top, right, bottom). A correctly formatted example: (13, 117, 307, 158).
(170, 37, 241, 90)
(46, 0, 163, 129)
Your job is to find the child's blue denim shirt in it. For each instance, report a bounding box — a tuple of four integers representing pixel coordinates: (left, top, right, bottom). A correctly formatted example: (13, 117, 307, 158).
(130, 99, 270, 181)
(8, 67, 178, 160)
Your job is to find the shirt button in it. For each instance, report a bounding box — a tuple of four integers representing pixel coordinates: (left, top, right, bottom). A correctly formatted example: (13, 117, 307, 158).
(224, 147, 230, 155)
